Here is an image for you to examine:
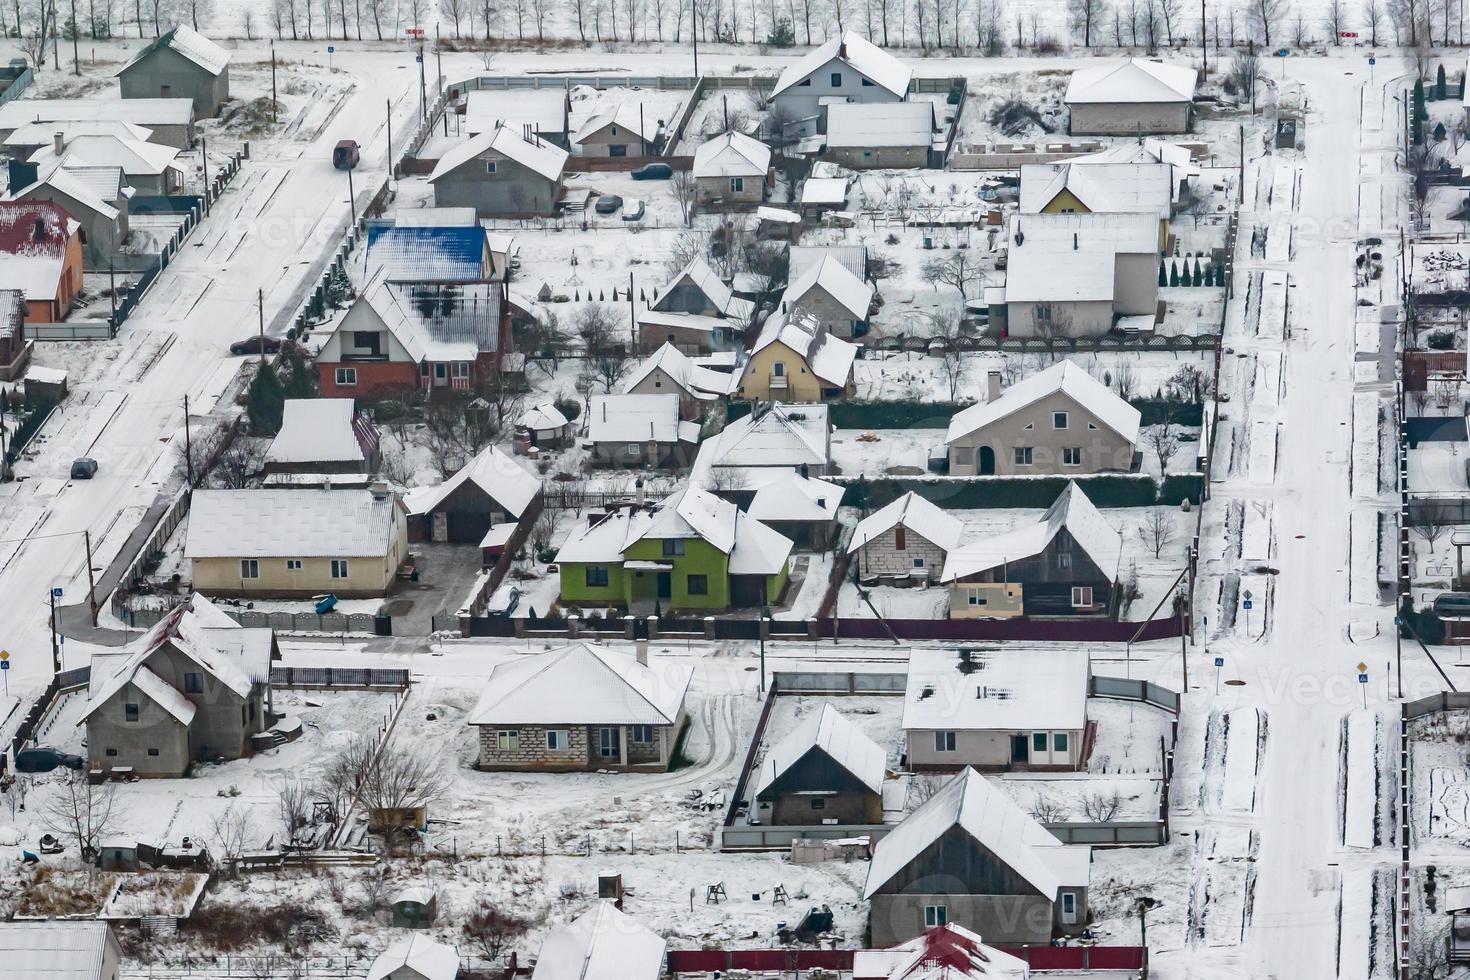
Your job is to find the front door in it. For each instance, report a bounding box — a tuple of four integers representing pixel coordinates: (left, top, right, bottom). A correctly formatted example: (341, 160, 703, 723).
(656, 572, 672, 599)
(979, 446, 996, 475)
(1010, 734, 1029, 765)
(597, 727, 621, 760)
(434, 362, 448, 387)
(431, 512, 448, 543)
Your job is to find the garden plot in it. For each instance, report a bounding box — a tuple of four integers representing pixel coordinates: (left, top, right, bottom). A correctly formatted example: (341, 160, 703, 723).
(1256, 271, 1289, 341)
(1188, 825, 1258, 948)
(1410, 708, 1470, 855)
(996, 772, 1161, 823)
(953, 71, 1069, 144)
(1247, 420, 1279, 486)
(1086, 698, 1175, 775)
(1252, 350, 1284, 409)
(1408, 241, 1470, 294)
(1352, 392, 1383, 499)
(1342, 708, 1386, 849)
(1406, 440, 1469, 494)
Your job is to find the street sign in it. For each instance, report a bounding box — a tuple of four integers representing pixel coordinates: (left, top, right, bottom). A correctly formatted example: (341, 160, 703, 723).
(1338, 30, 1358, 37)
(1243, 597, 1253, 610)
(1358, 672, 1368, 683)
(0, 651, 9, 661)
(1369, 55, 1377, 66)
(50, 587, 63, 597)
(1214, 656, 1224, 668)
(2, 660, 11, 670)
(1276, 48, 1290, 57)
(327, 45, 335, 52)
(1357, 661, 1368, 672)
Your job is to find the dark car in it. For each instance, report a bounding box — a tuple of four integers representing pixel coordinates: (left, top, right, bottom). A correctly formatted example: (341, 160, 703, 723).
(15, 747, 85, 773)
(486, 585, 521, 617)
(230, 336, 283, 356)
(70, 458, 98, 480)
(631, 163, 673, 180)
(593, 194, 623, 215)
(332, 139, 360, 170)
(1435, 592, 1470, 616)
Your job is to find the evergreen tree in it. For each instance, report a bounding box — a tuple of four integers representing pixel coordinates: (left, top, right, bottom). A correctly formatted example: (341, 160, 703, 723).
(1192, 261, 1203, 287)
(1435, 121, 1448, 141)
(766, 17, 796, 46)
(1169, 260, 1179, 287)
(1159, 261, 1168, 287)
(247, 362, 286, 435)
(1437, 63, 1448, 100)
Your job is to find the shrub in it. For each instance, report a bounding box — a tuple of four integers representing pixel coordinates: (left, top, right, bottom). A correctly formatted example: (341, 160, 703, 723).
(1428, 330, 1456, 350)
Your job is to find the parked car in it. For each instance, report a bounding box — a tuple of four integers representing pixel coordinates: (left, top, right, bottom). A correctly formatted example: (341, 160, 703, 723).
(1435, 592, 1470, 616)
(631, 163, 673, 180)
(229, 336, 283, 356)
(332, 139, 360, 170)
(70, 458, 98, 480)
(621, 198, 646, 221)
(15, 747, 85, 773)
(486, 585, 521, 617)
(593, 194, 623, 215)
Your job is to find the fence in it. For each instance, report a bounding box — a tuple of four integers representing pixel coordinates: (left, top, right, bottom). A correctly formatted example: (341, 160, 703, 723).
(124, 605, 389, 635)
(108, 492, 194, 622)
(270, 666, 410, 690)
(0, 62, 33, 107)
(11, 667, 90, 757)
(771, 670, 905, 695)
(1404, 690, 1470, 720)
(27, 321, 114, 341)
(1405, 492, 1470, 526)
(865, 330, 1219, 354)
(665, 945, 1146, 975)
(1089, 674, 1182, 714)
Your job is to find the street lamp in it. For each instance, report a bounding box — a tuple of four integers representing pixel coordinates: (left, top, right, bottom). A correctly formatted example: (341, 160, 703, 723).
(1137, 897, 1161, 948)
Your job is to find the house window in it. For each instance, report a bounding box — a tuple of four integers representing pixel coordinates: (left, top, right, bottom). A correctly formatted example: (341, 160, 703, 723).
(626, 442, 641, 455)
(773, 361, 785, 376)
(1053, 411, 1069, 429)
(924, 905, 948, 927)
(730, 177, 744, 193)
(1062, 892, 1077, 921)
(687, 574, 708, 596)
(861, 78, 875, 86)
(830, 72, 843, 87)
(894, 526, 907, 550)
(420, 361, 431, 377)
(1072, 586, 1094, 607)
(1058, 552, 1072, 569)
(968, 592, 987, 606)
(105, 748, 117, 757)
(952, 446, 974, 466)
(335, 367, 357, 386)
(585, 566, 610, 588)
(546, 730, 569, 751)
(811, 798, 826, 810)
(147, 748, 160, 757)
(1033, 732, 1048, 753)
(798, 78, 812, 86)
(352, 331, 381, 355)
(1035, 303, 1053, 322)
(485, 161, 498, 174)
(184, 673, 203, 694)
(496, 730, 519, 751)
(1062, 447, 1082, 466)
(124, 703, 139, 722)
(912, 557, 925, 569)
(662, 539, 685, 557)
(240, 559, 259, 579)
(631, 725, 654, 743)
(454, 362, 470, 378)
(609, 144, 628, 157)
(597, 728, 620, 757)
(934, 731, 956, 752)
(286, 559, 303, 571)
(330, 559, 350, 579)
(1054, 732, 1069, 753)
(1014, 447, 1033, 466)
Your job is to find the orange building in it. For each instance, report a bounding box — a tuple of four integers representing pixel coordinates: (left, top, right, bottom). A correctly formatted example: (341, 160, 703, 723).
(0, 201, 84, 323)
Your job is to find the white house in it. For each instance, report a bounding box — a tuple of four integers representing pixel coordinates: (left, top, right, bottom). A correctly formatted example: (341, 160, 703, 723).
(1063, 57, 1197, 135)
(692, 401, 833, 487)
(622, 342, 739, 418)
(1001, 212, 1160, 337)
(770, 32, 912, 127)
(824, 101, 936, 170)
(848, 491, 964, 585)
(365, 936, 459, 980)
(779, 253, 874, 339)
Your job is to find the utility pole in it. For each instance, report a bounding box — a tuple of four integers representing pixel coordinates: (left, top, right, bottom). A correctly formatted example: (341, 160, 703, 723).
(691, 0, 699, 76)
(107, 261, 117, 329)
(1238, 124, 1244, 204)
(183, 394, 193, 488)
(628, 271, 636, 350)
(271, 41, 278, 125)
(418, 41, 428, 122)
(201, 135, 210, 214)
(347, 164, 356, 224)
(70, 0, 79, 75)
(49, 589, 60, 673)
(84, 530, 97, 627)
(386, 99, 394, 181)
(1200, 0, 1207, 75)
(258, 288, 266, 364)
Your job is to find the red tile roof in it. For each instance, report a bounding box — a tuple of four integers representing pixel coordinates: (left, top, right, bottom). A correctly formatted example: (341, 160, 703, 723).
(0, 201, 76, 256)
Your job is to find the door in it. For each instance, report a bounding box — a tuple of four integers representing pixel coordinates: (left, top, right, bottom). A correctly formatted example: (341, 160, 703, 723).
(979, 446, 996, 475)
(1010, 734, 1029, 765)
(1061, 892, 1078, 926)
(656, 572, 672, 599)
(434, 362, 448, 387)
(431, 512, 448, 543)
(597, 727, 621, 759)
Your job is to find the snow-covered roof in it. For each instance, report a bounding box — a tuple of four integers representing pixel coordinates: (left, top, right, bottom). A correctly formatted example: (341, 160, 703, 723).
(864, 767, 1089, 900)
(746, 472, 844, 523)
(945, 359, 1141, 447)
(531, 902, 667, 980)
(851, 923, 1030, 980)
(130, 664, 198, 725)
(518, 401, 570, 431)
(266, 399, 366, 467)
(727, 509, 796, 575)
(54, 164, 126, 207)
(364, 224, 489, 283)
(1019, 162, 1173, 219)
(0, 921, 120, 980)
(801, 176, 850, 206)
(391, 885, 437, 906)
(0, 98, 195, 131)
(572, 98, 663, 145)
(4, 119, 153, 148)
(695, 403, 831, 474)
(772, 31, 911, 99)
(185, 488, 401, 559)
(622, 342, 740, 401)
(587, 393, 696, 444)
(429, 125, 568, 183)
(693, 130, 772, 178)
(30, 134, 182, 177)
(120, 25, 230, 76)
(348, 279, 502, 361)
(940, 481, 1124, 584)
(467, 643, 692, 727)
(0, 289, 20, 341)
(1002, 211, 1158, 304)
(403, 445, 541, 518)
(0, 201, 79, 302)
(781, 254, 873, 321)
(902, 647, 1088, 734)
(1064, 57, 1196, 105)
(757, 205, 800, 224)
(790, 244, 866, 282)
(1067, 138, 1199, 201)
(650, 257, 753, 320)
(366, 936, 459, 980)
(12, 164, 121, 221)
(642, 484, 739, 553)
(825, 101, 934, 148)
(751, 308, 857, 388)
(849, 491, 964, 556)
(755, 702, 887, 798)
(464, 88, 568, 137)
(394, 206, 479, 228)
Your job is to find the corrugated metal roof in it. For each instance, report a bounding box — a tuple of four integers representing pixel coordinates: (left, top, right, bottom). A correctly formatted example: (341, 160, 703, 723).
(364, 225, 488, 284)
(0, 921, 118, 978)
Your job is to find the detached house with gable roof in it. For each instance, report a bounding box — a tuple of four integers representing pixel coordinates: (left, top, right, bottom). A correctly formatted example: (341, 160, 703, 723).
(737, 308, 857, 402)
(945, 361, 1141, 476)
(403, 444, 543, 546)
(532, 903, 666, 980)
(467, 642, 692, 772)
(849, 491, 965, 586)
(692, 402, 833, 488)
(638, 257, 755, 355)
(622, 342, 739, 420)
(770, 32, 912, 131)
(29, 133, 186, 196)
(692, 130, 771, 207)
(1063, 57, 1197, 136)
(82, 594, 277, 777)
(778, 253, 874, 339)
(753, 702, 888, 825)
(429, 125, 568, 218)
(1019, 161, 1175, 251)
(117, 25, 231, 118)
(8, 164, 129, 267)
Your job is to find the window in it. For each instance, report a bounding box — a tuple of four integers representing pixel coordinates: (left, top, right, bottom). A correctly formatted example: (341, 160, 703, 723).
(912, 557, 925, 569)
(1053, 411, 1069, 429)
(334, 367, 356, 386)
(286, 559, 303, 571)
(934, 731, 956, 752)
(1033, 732, 1048, 753)
(124, 703, 139, 722)
(1072, 586, 1094, 607)
(630, 725, 654, 743)
(240, 559, 259, 579)
(597, 728, 620, 758)
(1088, 421, 1099, 430)
(453, 362, 470, 378)
(893, 526, 907, 550)
(485, 160, 498, 174)
(586, 566, 610, 588)
(609, 144, 628, 157)
(352, 331, 381, 355)
(811, 798, 826, 810)
(330, 559, 350, 579)
(420, 361, 431, 377)
(1053, 732, 1069, 753)
(1014, 447, 1033, 466)
(662, 539, 685, 557)
(147, 748, 160, 757)
(496, 730, 519, 751)
(626, 442, 641, 455)
(184, 673, 203, 694)
(952, 446, 974, 466)
(968, 592, 987, 606)
(730, 177, 744, 193)
(924, 905, 948, 927)
(1035, 303, 1053, 323)
(546, 730, 569, 751)
(241, 705, 248, 724)
(105, 748, 117, 757)
(773, 361, 785, 376)
(687, 574, 708, 596)
(798, 78, 812, 86)
(830, 71, 843, 86)
(1062, 447, 1082, 466)
(610, 126, 619, 136)
(861, 78, 875, 86)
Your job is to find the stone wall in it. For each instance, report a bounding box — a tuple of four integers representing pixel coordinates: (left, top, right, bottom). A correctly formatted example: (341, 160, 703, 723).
(854, 525, 947, 583)
(477, 724, 590, 769)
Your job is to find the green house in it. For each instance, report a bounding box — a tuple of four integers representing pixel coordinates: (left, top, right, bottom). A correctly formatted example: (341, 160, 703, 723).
(556, 485, 793, 610)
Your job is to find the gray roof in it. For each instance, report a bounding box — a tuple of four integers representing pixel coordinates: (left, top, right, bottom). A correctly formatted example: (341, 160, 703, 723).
(185, 488, 402, 559)
(0, 920, 119, 978)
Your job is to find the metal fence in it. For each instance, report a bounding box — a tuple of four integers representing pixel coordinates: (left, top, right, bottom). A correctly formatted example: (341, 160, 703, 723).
(1404, 690, 1470, 720)
(27, 321, 114, 341)
(124, 605, 388, 635)
(11, 667, 90, 757)
(270, 666, 410, 690)
(771, 670, 905, 695)
(1089, 674, 1182, 714)
(0, 63, 33, 108)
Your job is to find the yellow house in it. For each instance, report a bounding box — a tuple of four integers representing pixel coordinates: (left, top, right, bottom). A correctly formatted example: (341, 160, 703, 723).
(1018, 161, 1174, 252)
(737, 309, 857, 402)
(185, 487, 408, 598)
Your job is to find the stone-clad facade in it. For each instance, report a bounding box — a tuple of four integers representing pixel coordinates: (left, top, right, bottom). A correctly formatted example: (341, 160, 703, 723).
(475, 719, 681, 773)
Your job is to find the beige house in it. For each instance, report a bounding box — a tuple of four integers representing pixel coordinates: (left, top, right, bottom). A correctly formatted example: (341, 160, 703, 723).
(185, 487, 408, 598)
(824, 101, 936, 170)
(1002, 212, 1160, 338)
(571, 99, 663, 156)
(737, 309, 857, 402)
(1018, 161, 1175, 251)
(778, 254, 873, 339)
(1063, 57, 1197, 135)
(848, 491, 964, 585)
(467, 642, 693, 772)
(903, 647, 1089, 772)
(945, 361, 1141, 476)
(692, 131, 771, 207)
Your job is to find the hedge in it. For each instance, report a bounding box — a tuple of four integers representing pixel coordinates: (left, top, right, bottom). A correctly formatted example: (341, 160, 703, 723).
(835, 472, 1203, 510)
(727, 398, 1204, 430)
(7, 398, 55, 461)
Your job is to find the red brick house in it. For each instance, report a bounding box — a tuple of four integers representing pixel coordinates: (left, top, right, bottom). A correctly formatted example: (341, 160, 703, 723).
(0, 201, 84, 324)
(317, 279, 508, 399)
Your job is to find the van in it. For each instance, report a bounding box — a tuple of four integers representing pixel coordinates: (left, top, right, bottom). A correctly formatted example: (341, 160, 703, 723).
(332, 140, 360, 170)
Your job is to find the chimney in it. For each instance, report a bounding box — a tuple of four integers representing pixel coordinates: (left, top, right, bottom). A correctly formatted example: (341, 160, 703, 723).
(1013, 220, 1024, 247)
(52, 131, 64, 156)
(986, 370, 1002, 402)
(369, 480, 390, 499)
(800, 462, 810, 480)
(32, 217, 45, 242)
(838, 40, 848, 59)
(635, 476, 645, 507)
(635, 637, 649, 666)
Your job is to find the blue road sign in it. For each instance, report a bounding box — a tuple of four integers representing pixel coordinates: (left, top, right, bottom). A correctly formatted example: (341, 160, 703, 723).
(1358, 673, 1368, 684)
(1243, 598, 1254, 610)
(50, 587, 63, 597)
(1215, 657, 1225, 668)
(2, 661, 12, 671)
(328, 45, 335, 52)
(1369, 56, 1377, 65)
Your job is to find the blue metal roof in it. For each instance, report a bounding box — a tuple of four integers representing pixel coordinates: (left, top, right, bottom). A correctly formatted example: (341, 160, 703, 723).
(364, 225, 487, 284)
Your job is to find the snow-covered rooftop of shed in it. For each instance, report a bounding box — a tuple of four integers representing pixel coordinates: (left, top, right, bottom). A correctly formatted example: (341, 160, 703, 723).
(531, 902, 667, 980)
(825, 101, 935, 148)
(755, 701, 888, 798)
(1064, 57, 1197, 104)
(403, 445, 541, 518)
(266, 399, 365, 466)
(693, 130, 771, 178)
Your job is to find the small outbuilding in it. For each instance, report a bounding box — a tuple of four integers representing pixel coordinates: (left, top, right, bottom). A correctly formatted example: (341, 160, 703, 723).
(692, 130, 771, 207)
(264, 398, 379, 476)
(366, 936, 459, 980)
(1063, 57, 1197, 136)
(516, 401, 572, 449)
(403, 444, 543, 544)
(753, 702, 887, 826)
(390, 885, 439, 928)
(532, 902, 666, 980)
(849, 491, 964, 586)
(116, 25, 230, 118)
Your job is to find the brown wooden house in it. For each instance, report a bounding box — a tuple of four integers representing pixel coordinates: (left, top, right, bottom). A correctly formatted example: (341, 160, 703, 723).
(752, 703, 887, 826)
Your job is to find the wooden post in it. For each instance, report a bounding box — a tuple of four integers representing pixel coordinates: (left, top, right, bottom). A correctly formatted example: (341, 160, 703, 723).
(84, 530, 97, 627)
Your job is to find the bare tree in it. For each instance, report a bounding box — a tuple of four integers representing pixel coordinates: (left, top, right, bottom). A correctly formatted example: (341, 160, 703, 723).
(439, 0, 465, 33)
(42, 773, 118, 861)
(1249, 0, 1286, 43)
(1113, 362, 1137, 399)
(316, 736, 374, 826)
(210, 804, 257, 875)
(1068, 0, 1104, 44)
(277, 777, 312, 841)
(920, 251, 986, 301)
(1232, 47, 1263, 112)
(1147, 422, 1181, 474)
(924, 306, 968, 400)
(1137, 507, 1175, 558)
(1081, 790, 1123, 822)
(975, 0, 1005, 51)
(1157, 0, 1180, 42)
(1362, 0, 1382, 40)
(1290, 7, 1308, 42)
(355, 740, 451, 854)
(908, 773, 946, 806)
(1418, 500, 1452, 551)
(1322, 0, 1348, 39)
(670, 170, 697, 226)
(464, 902, 532, 962)
(1029, 791, 1065, 823)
